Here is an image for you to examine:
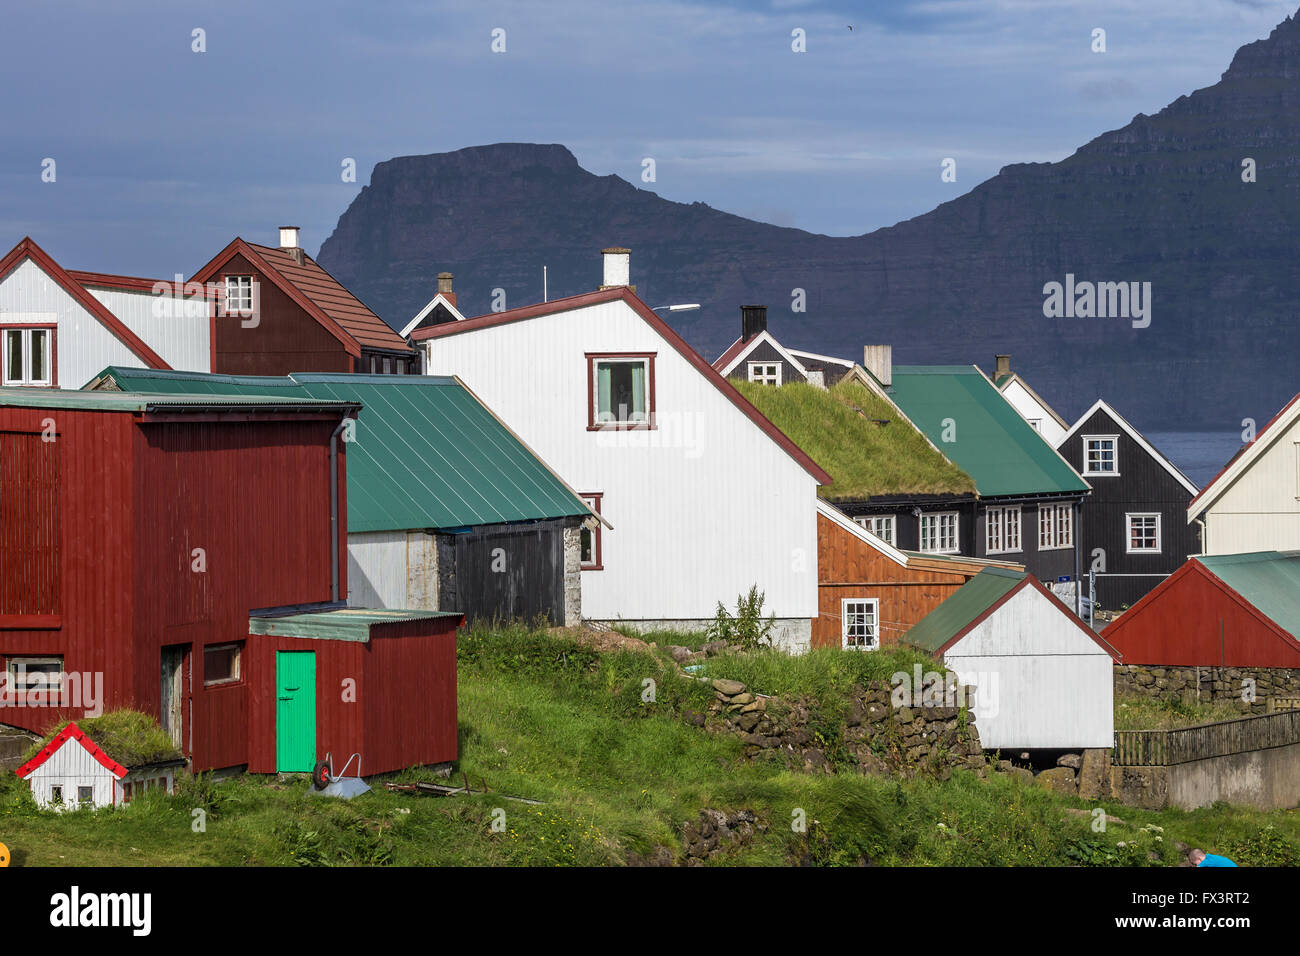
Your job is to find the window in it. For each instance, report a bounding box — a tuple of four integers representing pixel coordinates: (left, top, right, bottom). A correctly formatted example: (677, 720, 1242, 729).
(842, 599, 879, 650)
(853, 515, 895, 545)
(579, 494, 603, 570)
(5, 656, 62, 694)
(919, 512, 959, 553)
(224, 275, 253, 313)
(77, 785, 93, 808)
(2, 327, 53, 386)
(747, 362, 781, 385)
(1039, 503, 1074, 550)
(50, 785, 63, 805)
(587, 353, 655, 428)
(203, 643, 242, 686)
(123, 781, 133, 804)
(985, 506, 1022, 554)
(1083, 436, 1119, 476)
(1127, 513, 1161, 553)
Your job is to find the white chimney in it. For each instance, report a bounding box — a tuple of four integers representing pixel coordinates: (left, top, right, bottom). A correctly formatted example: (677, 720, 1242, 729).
(600, 247, 633, 291)
(863, 345, 892, 387)
(280, 226, 301, 249)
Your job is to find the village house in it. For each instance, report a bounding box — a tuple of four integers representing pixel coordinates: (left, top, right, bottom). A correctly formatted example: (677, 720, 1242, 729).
(988, 354, 1070, 447)
(1187, 391, 1300, 555)
(0, 387, 461, 775)
(90, 366, 598, 626)
(904, 568, 1120, 752)
(15, 721, 185, 810)
(410, 248, 832, 650)
(1055, 399, 1200, 611)
(713, 305, 866, 389)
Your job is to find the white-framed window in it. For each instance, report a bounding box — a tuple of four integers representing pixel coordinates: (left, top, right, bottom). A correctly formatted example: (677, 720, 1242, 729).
(1126, 513, 1161, 553)
(2, 327, 53, 386)
(77, 785, 93, 808)
(5, 656, 63, 694)
(588, 354, 654, 427)
(985, 506, 1022, 554)
(1083, 435, 1119, 476)
(579, 493, 603, 570)
(224, 275, 254, 313)
(841, 598, 879, 650)
(203, 643, 242, 686)
(853, 514, 896, 545)
(919, 512, 959, 554)
(747, 362, 781, 385)
(1039, 503, 1074, 550)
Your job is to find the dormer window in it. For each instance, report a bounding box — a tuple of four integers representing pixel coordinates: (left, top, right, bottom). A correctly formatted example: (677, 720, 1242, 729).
(2, 327, 53, 386)
(587, 353, 655, 429)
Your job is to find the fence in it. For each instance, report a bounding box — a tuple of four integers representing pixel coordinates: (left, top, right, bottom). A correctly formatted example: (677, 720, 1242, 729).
(1112, 708, 1300, 766)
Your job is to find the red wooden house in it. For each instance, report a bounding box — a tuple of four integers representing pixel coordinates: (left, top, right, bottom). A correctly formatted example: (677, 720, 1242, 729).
(0, 388, 460, 775)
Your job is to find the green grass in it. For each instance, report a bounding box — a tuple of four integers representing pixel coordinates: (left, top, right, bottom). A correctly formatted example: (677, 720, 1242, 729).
(1114, 692, 1258, 731)
(733, 379, 976, 499)
(2, 624, 1297, 866)
(24, 710, 183, 767)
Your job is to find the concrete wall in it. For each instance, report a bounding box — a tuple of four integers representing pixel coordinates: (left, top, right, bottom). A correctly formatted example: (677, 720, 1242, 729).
(1165, 740, 1300, 810)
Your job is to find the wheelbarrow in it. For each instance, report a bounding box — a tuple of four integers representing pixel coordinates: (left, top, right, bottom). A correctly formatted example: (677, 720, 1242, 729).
(308, 751, 371, 799)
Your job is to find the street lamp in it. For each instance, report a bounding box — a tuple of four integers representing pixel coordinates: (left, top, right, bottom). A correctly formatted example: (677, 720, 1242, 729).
(651, 304, 701, 313)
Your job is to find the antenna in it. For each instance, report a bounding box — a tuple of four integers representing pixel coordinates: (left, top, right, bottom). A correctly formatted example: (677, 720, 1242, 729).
(543, 266, 548, 303)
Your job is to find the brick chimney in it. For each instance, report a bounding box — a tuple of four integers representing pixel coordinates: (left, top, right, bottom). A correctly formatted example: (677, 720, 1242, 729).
(600, 247, 635, 292)
(995, 354, 1011, 379)
(279, 225, 304, 266)
(740, 305, 767, 341)
(437, 272, 456, 308)
(863, 345, 892, 387)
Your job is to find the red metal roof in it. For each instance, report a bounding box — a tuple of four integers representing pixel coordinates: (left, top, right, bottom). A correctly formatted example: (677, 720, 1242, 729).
(413, 287, 833, 484)
(0, 238, 172, 370)
(69, 269, 220, 299)
(14, 721, 129, 780)
(711, 335, 754, 372)
(189, 239, 411, 357)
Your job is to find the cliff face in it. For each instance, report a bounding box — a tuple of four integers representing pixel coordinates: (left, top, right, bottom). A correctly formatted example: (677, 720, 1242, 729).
(318, 13, 1300, 429)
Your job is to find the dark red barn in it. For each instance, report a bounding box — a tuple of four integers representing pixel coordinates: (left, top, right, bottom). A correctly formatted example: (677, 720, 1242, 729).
(0, 388, 460, 775)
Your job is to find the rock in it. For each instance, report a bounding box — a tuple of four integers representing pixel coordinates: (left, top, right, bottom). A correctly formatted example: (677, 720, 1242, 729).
(682, 709, 706, 728)
(896, 706, 915, 723)
(701, 641, 728, 657)
(1077, 748, 1111, 800)
(711, 678, 746, 696)
(1035, 767, 1078, 795)
(737, 712, 761, 733)
(729, 693, 755, 706)
(1057, 753, 1082, 769)
(669, 645, 693, 663)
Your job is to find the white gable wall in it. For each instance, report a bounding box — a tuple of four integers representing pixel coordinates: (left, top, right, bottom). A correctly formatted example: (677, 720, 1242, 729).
(24, 737, 120, 810)
(423, 298, 819, 637)
(1201, 415, 1300, 555)
(86, 286, 211, 373)
(1000, 380, 1067, 447)
(942, 585, 1114, 750)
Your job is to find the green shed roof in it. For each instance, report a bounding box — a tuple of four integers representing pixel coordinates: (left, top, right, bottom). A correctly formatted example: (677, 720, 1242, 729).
(902, 567, 1026, 654)
(91, 367, 592, 534)
(249, 608, 461, 643)
(1195, 551, 1300, 638)
(889, 366, 1090, 497)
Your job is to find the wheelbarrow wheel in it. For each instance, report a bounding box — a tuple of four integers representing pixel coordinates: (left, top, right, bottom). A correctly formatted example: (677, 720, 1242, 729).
(312, 759, 332, 791)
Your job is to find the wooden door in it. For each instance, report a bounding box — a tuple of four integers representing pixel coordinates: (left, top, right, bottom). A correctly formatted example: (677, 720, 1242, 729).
(275, 651, 317, 772)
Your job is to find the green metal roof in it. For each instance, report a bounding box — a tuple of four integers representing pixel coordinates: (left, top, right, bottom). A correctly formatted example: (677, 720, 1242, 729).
(91, 367, 593, 533)
(0, 386, 353, 414)
(1195, 551, 1300, 638)
(249, 608, 461, 643)
(902, 567, 1026, 654)
(889, 366, 1090, 497)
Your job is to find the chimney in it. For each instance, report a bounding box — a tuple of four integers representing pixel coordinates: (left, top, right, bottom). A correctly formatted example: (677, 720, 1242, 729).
(437, 272, 456, 308)
(740, 305, 767, 340)
(863, 345, 892, 387)
(600, 247, 634, 292)
(995, 354, 1011, 379)
(279, 225, 304, 266)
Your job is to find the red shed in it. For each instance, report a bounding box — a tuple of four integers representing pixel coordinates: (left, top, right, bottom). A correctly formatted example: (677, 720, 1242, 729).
(1102, 552, 1300, 667)
(0, 388, 461, 775)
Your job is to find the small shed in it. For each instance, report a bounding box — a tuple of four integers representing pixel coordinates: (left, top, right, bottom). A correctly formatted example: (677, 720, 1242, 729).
(903, 569, 1120, 751)
(15, 721, 184, 810)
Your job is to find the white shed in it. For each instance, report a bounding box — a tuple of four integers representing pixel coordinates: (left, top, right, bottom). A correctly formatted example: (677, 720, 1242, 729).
(15, 722, 181, 811)
(903, 568, 1120, 751)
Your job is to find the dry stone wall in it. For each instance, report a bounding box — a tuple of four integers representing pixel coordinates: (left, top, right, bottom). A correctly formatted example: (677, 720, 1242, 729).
(1114, 664, 1300, 714)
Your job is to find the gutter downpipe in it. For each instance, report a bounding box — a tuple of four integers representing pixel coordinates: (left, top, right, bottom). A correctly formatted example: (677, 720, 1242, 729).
(1194, 517, 1207, 556)
(330, 415, 352, 603)
(1073, 498, 1083, 617)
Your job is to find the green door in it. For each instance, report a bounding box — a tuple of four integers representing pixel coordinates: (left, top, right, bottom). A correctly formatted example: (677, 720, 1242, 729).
(275, 651, 316, 772)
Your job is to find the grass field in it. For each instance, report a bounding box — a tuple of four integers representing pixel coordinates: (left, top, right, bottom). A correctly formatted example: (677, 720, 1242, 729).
(2, 624, 1297, 866)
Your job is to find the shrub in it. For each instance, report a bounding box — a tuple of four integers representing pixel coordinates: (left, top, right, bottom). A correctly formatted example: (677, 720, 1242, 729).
(704, 585, 776, 650)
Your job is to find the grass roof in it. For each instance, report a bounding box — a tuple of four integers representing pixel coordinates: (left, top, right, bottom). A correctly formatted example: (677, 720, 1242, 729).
(733, 380, 976, 500)
(25, 710, 183, 769)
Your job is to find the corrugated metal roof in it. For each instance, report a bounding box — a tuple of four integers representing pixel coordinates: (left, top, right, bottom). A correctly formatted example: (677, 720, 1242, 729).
(0, 387, 354, 413)
(902, 567, 1026, 654)
(250, 607, 461, 642)
(889, 366, 1090, 497)
(93, 367, 593, 533)
(1196, 551, 1300, 638)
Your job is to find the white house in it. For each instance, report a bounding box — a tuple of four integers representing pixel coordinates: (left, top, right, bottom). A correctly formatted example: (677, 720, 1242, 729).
(15, 722, 183, 811)
(904, 568, 1119, 750)
(990, 354, 1069, 447)
(0, 237, 211, 389)
(1187, 391, 1300, 555)
(411, 248, 831, 650)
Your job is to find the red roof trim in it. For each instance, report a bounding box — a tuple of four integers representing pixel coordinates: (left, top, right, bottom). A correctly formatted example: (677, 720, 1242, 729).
(15, 721, 129, 780)
(936, 574, 1122, 660)
(711, 335, 751, 372)
(1188, 391, 1300, 511)
(189, 238, 362, 358)
(0, 238, 172, 370)
(69, 269, 220, 300)
(413, 287, 833, 483)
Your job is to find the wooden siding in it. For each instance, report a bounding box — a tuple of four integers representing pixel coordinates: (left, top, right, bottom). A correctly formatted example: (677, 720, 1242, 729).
(1202, 412, 1300, 554)
(0, 431, 59, 616)
(813, 512, 973, 649)
(84, 285, 211, 373)
(725, 339, 804, 386)
(451, 520, 567, 625)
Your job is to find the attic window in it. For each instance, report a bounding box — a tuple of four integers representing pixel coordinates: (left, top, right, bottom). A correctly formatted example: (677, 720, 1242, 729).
(2, 327, 53, 386)
(1083, 436, 1119, 476)
(224, 276, 253, 313)
(747, 362, 781, 385)
(587, 354, 654, 429)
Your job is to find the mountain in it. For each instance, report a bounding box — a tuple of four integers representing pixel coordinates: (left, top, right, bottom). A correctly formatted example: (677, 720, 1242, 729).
(317, 12, 1300, 431)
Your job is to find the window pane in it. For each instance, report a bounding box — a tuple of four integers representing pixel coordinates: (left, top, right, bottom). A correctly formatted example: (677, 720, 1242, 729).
(204, 644, 240, 684)
(30, 329, 48, 382)
(5, 329, 21, 382)
(596, 363, 613, 421)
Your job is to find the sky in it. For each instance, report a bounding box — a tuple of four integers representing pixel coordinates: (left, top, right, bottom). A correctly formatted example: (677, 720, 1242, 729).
(1, 0, 1295, 278)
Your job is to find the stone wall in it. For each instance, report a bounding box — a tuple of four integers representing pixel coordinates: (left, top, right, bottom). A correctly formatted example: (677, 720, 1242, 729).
(562, 523, 582, 628)
(0, 723, 38, 773)
(1114, 663, 1300, 714)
